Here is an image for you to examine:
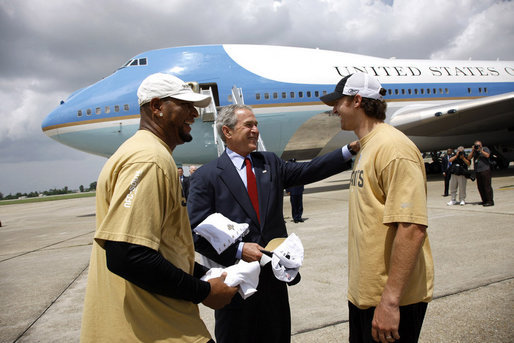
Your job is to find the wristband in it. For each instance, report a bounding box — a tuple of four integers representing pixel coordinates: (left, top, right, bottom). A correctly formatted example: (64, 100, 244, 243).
(347, 143, 357, 156)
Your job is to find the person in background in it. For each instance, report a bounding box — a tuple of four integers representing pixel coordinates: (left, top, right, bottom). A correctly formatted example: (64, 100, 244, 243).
(441, 148, 453, 197)
(178, 166, 190, 199)
(468, 140, 494, 206)
(80, 73, 237, 343)
(447, 146, 470, 206)
(321, 72, 434, 343)
(285, 159, 305, 223)
(187, 104, 358, 343)
(189, 165, 198, 175)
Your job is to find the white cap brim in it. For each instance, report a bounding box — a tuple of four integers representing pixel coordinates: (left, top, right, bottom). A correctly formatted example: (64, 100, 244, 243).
(137, 73, 212, 108)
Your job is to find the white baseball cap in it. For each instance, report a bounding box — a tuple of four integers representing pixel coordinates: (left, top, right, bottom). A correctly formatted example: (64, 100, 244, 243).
(320, 72, 384, 106)
(137, 73, 211, 108)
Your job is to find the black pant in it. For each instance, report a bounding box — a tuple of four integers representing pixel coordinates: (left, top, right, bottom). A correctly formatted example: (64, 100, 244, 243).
(214, 266, 291, 343)
(349, 301, 428, 343)
(443, 171, 451, 195)
(476, 169, 494, 204)
(290, 195, 303, 221)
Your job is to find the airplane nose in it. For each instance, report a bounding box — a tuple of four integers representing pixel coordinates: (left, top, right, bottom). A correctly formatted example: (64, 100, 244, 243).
(42, 103, 64, 134)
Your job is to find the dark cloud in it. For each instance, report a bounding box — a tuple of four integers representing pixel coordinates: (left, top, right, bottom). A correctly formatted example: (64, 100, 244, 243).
(0, 0, 513, 194)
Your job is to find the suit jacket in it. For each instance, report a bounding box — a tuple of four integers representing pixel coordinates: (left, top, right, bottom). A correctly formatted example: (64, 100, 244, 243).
(187, 148, 351, 267)
(286, 184, 304, 196)
(441, 154, 452, 173)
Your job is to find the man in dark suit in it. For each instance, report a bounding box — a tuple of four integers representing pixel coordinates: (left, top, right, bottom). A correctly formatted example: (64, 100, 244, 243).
(285, 158, 305, 223)
(178, 167, 190, 199)
(441, 148, 454, 196)
(187, 104, 358, 343)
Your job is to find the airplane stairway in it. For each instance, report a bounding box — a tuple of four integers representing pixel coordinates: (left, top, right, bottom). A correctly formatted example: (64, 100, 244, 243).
(200, 87, 225, 156)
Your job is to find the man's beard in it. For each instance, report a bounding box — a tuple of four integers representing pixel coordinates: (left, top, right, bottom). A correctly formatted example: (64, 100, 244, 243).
(179, 127, 193, 143)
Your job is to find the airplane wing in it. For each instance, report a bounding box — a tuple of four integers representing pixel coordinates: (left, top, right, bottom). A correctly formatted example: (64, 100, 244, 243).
(389, 91, 514, 136)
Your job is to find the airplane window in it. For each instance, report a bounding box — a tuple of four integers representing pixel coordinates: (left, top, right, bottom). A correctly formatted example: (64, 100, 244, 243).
(299, 91, 303, 98)
(273, 92, 278, 99)
(139, 58, 147, 65)
(387, 89, 392, 95)
(264, 93, 270, 100)
(414, 89, 418, 95)
(315, 91, 319, 97)
(479, 87, 483, 93)
(130, 60, 138, 66)
(468, 88, 472, 94)
(408, 89, 412, 95)
(256, 93, 261, 100)
(445, 88, 449, 94)
(401, 89, 405, 95)
(433, 88, 437, 94)
(115, 105, 120, 112)
(427, 89, 431, 95)
(307, 91, 311, 97)
(439, 88, 443, 94)
(484, 87, 488, 93)
(124, 104, 129, 111)
(290, 92, 295, 98)
(395, 89, 399, 95)
(122, 59, 133, 68)
(96, 107, 101, 115)
(282, 92, 286, 99)
(86, 109, 92, 116)
(105, 106, 110, 114)
(322, 90, 327, 95)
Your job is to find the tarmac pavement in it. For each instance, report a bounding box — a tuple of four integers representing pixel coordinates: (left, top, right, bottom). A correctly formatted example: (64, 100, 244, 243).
(0, 167, 513, 342)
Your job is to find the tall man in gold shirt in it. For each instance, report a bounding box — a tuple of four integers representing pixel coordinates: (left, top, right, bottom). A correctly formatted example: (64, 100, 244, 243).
(321, 73, 434, 343)
(81, 73, 238, 343)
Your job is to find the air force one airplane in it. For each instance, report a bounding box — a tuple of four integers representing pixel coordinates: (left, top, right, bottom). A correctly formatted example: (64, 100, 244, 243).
(42, 44, 514, 167)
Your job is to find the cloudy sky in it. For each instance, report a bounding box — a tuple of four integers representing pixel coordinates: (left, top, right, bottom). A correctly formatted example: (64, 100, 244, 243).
(0, 0, 513, 195)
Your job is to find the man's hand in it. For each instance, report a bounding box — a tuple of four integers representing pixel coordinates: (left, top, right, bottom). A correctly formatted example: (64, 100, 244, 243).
(202, 273, 238, 310)
(349, 140, 361, 154)
(241, 243, 264, 262)
(372, 299, 400, 342)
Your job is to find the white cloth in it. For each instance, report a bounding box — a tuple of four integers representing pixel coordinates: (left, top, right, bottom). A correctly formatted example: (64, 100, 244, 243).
(193, 213, 249, 254)
(270, 233, 304, 282)
(201, 260, 261, 299)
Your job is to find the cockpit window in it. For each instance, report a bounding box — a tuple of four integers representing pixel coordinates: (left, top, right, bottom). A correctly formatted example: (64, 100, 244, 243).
(120, 57, 148, 69)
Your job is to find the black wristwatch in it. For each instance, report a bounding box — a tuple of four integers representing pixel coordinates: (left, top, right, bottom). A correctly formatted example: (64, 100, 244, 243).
(347, 143, 357, 156)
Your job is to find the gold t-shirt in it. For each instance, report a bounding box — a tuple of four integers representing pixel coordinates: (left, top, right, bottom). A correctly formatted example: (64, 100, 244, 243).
(348, 123, 434, 309)
(81, 130, 210, 343)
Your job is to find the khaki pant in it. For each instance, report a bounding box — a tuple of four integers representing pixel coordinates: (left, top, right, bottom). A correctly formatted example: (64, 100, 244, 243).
(450, 174, 467, 202)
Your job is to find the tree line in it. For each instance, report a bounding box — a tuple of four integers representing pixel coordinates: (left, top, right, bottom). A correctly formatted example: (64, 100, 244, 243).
(0, 182, 97, 200)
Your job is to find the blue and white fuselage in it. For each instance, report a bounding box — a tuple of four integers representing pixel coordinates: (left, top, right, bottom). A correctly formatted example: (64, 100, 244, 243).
(42, 44, 514, 165)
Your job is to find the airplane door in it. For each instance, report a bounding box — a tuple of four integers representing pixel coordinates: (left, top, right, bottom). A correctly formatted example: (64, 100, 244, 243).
(199, 83, 220, 107)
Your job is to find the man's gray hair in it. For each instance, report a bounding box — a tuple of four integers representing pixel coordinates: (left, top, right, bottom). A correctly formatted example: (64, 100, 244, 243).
(216, 104, 253, 143)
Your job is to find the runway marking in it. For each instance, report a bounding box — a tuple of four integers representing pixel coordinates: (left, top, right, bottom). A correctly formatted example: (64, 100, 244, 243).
(498, 184, 514, 190)
(0, 230, 94, 263)
(12, 264, 89, 343)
